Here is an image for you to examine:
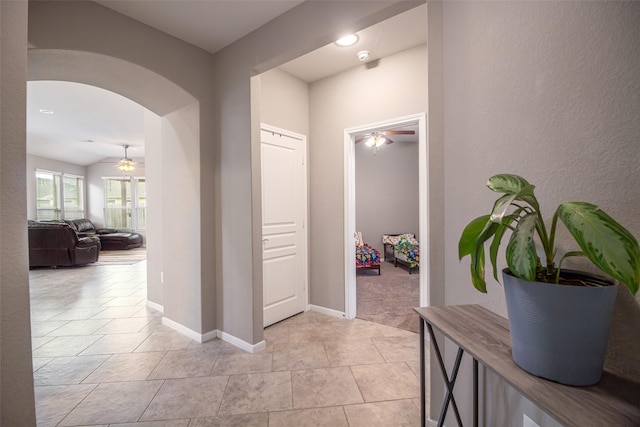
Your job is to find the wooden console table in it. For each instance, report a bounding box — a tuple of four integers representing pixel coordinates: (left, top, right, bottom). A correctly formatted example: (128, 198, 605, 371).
(414, 304, 640, 427)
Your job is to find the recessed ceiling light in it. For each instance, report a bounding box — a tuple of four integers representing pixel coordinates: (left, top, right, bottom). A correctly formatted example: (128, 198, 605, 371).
(335, 34, 359, 47)
(39, 109, 54, 115)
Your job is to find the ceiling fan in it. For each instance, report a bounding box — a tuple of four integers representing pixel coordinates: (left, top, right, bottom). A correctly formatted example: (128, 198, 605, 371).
(355, 130, 416, 153)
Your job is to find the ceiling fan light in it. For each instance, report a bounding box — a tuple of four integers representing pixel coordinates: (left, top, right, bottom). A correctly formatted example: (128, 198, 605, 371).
(365, 136, 377, 147)
(118, 159, 135, 172)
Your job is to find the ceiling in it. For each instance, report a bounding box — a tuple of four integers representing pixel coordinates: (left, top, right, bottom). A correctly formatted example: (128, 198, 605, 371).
(27, 2, 427, 166)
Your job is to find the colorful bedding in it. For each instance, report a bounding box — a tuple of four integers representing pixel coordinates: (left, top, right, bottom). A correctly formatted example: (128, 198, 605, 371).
(356, 243, 381, 268)
(382, 233, 420, 271)
(394, 236, 420, 268)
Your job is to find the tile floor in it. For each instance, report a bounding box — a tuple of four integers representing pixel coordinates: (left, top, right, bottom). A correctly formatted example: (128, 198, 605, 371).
(30, 260, 429, 426)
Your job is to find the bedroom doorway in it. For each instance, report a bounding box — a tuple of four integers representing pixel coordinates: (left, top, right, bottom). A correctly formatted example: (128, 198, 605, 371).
(344, 113, 428, 321)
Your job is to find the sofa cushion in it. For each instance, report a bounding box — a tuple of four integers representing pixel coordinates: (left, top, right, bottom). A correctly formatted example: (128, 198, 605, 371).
(66, 218, 97, 233)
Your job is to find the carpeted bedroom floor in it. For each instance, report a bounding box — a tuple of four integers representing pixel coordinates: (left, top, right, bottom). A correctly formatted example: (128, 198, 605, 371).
(356, 260, 420, 333)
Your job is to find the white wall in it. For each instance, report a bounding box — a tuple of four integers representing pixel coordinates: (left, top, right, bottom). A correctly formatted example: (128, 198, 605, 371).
(308, 44, 427, 311)
(430, 1, 640, 425)
(0, 0, 36, 422)
(355, 138, 419, 254)
(26, 154, 86, 220)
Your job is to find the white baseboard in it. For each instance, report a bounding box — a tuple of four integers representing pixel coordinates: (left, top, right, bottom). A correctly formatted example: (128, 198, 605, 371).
(219, 331, 266, 353)
(146, 300, 164, 313)
(161, 317, 218, 344)
(426, 419, 439, 427)
(161, 316, 266, 353)
(309, 304, 346, 319)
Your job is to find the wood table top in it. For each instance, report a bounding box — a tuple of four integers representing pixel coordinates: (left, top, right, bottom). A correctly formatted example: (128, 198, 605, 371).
(414, 304, 640, 427)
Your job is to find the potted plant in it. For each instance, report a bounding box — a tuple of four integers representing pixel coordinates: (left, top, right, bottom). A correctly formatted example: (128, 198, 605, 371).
(459, 174, 640, 386)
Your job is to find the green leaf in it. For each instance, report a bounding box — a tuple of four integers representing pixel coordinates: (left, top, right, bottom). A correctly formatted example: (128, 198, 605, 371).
(506, 212, 538, 281)
(489, 184, 536, 223)
(459, 215, 491, 260)
(489, 224, 508, 282)
(487, 174, 531, 195)
(470, 244, 487, 293)
(558, 202, 640, 295)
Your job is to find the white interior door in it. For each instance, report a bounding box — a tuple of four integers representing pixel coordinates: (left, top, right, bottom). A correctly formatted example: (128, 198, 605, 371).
(261, 127, 308, 327)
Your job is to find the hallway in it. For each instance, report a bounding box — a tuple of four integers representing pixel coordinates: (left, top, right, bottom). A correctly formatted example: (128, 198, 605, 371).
(30, 261, 425, 426)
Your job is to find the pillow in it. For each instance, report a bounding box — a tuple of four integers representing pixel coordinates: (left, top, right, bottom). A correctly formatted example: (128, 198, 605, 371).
(354, 231, 364, 247)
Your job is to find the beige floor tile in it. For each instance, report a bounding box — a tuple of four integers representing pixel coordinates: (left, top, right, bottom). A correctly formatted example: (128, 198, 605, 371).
(32, 335, 55, 350)
(31, 320, 70, 337)
(350, 362, 419, 402)
(110, 420, 190, 427)
(291, 367, 363, 409)
(82, 352, 164, 383)
(33, 357, 54, 372)
(102, 296, 146, 307)
(33, 335, 102, 358)
(343, 399, 420, 427)
(46, 318, 111, 336)
(288, 323, 337, 344)
(135, 331, 194, 352)
(330, 318, 386, 340)
(91, 305, 144, 319)
(58, 380, 164, 426)
(34, 384, 97, 427)
(148, 348, 221, 379)
(51, 306, 109, 321)
(80, 332, 151, 355)
(212, 352, 272, 376)
(268, 407, 348, 427)
(271, 342, 330, 372)
(323, 339, 385, 366)
(264, 322, 290, 347)
(140, 376, 229, 421)
(189, 413, 269, 426)
(371, 335, 420, 362)
(34, 355, 109, 386)
(30, 308, 66, 322)
(94, 317, 153, 334)
(218, 371, 292, 415)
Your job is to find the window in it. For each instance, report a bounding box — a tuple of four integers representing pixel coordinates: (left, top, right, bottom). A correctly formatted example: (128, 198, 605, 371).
(103, 177, 146, 230)
(63, 174, 85, 219)
(36, 170, 85, 220)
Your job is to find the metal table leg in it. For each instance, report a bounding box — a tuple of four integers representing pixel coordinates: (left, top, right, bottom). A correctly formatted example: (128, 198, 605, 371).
(427, 323, 464, 427)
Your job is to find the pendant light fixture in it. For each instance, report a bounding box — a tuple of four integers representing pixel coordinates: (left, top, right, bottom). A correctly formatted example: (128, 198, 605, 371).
(118, 145, 135, 173)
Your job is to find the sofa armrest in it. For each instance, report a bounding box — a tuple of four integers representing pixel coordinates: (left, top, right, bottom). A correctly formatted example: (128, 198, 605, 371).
(96, 228, 118, 234)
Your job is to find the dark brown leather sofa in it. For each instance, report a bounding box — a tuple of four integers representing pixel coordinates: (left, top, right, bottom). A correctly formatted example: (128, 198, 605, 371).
(28, 220, 101, 268)
(64, 218, 143, 251)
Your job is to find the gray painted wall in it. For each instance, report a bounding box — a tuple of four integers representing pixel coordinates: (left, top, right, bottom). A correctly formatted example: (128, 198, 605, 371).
(213, 0, 422, 343)
(28, 1, 212, 337)
(429, 1, 640, 425)
(0, 1, 37, 423)
(308, 44, 427, 311)
(355, 137, 419, 255)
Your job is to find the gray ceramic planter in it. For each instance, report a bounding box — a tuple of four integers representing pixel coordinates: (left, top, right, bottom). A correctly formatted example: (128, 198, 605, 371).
(503, 269, 618, 386)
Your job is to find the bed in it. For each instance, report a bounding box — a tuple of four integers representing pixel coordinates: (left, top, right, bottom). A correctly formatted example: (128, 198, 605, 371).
(355, 232, 381, 275)
(382, 233, 420, 274)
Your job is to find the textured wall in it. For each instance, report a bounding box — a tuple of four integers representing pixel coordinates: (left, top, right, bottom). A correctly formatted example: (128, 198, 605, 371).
(309, 44, 427, 311)
(0, 0, 37, 423)
(436, 1, 640, 425)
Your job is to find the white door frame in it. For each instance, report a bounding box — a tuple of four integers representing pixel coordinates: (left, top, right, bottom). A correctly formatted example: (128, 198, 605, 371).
(261, 123, 310, 324)
(343, 113, 428, 319)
